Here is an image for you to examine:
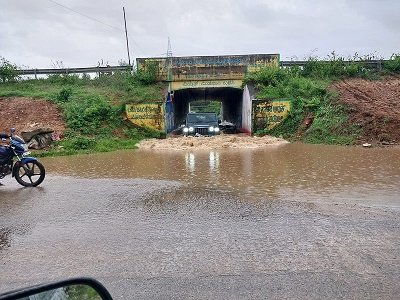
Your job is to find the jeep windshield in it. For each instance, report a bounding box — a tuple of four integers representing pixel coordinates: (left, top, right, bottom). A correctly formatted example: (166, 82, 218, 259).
(186, 113, 218, 124)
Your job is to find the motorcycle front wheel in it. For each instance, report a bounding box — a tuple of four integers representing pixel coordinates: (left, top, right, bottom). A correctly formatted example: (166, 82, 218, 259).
(14, 161, 45, 187)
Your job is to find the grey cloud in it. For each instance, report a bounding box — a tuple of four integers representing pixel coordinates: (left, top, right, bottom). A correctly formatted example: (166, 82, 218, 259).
(0, 0, 398, 68)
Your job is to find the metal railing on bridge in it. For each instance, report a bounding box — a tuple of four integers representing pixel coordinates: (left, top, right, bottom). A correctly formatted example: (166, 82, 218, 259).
(17, 65, 132, 78)
(279, 60, 384, 70)
(16, 60, 386, 78)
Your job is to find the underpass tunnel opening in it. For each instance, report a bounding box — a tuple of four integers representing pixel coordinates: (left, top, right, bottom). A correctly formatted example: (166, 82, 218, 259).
(172, 87, 243, 128)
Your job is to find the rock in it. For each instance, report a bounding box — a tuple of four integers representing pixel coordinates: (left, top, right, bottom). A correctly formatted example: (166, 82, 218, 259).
(21, 127, 54, 142)
(27, 133, 54, 150)
(27, 138, 40, 150)
(362, 143, 372, 148)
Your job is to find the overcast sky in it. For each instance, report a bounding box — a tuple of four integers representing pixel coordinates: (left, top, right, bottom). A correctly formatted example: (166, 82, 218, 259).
(1, 0, 399, 68)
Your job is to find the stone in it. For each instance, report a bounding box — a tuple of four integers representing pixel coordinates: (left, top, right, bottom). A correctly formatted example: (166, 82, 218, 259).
(21, 127, 54, 142)
(27, 133, 54, 150)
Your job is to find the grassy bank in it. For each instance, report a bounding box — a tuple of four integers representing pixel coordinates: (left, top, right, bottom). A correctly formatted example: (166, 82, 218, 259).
(0, 69, 165, 156)
(1, 54, 400, 154)
(245, 54, 400, 145)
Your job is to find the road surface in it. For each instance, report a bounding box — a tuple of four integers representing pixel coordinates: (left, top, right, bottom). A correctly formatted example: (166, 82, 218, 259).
(0, 175, 399, 299)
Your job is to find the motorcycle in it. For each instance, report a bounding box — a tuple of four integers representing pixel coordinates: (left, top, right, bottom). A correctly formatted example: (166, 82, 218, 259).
(0, 128, 45, 187)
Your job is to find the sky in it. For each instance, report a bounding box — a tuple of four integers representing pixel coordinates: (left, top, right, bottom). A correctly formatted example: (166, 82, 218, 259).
(0, 0, 399, 69)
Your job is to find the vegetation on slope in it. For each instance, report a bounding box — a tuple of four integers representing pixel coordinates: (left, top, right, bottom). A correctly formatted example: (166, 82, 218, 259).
(244, 54, 400, 145)
(0, 59, 164, 156)
(1, 54, 399, 155)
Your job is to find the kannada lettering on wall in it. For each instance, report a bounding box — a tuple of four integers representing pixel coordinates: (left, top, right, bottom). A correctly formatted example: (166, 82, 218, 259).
(171, 79, 243, 90)
(252, 100, 291, 131)
(125, 103, 165, 131)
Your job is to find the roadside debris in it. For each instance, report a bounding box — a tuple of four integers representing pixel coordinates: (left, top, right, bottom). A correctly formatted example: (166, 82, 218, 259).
(137, 134, 288, 151)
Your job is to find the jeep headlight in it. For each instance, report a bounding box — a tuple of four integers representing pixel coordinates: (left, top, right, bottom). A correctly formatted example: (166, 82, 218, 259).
(189, 127, 194, 132)
(208, 126, 214, 132)
(214, 127, 220, 132)
(183, 127, 189, 133)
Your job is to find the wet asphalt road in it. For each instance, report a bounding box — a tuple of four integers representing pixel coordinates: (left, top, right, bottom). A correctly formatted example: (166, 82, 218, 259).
(0, 175, 399, 299)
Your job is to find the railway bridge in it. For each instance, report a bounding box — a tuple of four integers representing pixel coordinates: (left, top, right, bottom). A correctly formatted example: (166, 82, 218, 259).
(133, 54, 290, 134)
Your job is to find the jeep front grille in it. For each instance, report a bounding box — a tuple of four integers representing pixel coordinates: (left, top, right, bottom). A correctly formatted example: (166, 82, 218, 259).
(195, 128, 209, 135)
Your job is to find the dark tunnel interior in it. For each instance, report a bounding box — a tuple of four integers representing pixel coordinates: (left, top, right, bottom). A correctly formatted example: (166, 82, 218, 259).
(172, 87, 243, 127)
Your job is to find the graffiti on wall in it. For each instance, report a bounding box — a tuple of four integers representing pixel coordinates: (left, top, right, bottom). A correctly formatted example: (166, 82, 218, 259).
(252, 100, 291, 131)
(126, 103, 165, 131)
(137, 54, 280, 82)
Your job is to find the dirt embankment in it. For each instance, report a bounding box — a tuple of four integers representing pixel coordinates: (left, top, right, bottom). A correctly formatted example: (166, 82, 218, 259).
(330, 76, 400, 144)
(0, 97, 65, 137)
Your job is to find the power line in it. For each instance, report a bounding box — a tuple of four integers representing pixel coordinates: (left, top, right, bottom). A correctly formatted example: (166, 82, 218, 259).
(47, 0, 123, 32)
(46, 0, 147, 55)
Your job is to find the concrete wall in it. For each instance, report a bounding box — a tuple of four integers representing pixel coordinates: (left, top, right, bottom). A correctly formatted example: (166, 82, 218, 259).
(241, 84, 255, 134)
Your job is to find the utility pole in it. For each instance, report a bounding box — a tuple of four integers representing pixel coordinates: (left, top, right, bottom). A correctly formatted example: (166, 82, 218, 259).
(123, 7, 131, 70)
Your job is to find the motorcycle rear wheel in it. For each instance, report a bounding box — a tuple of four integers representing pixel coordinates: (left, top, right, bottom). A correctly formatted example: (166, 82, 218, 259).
(15, 161, 45, 187)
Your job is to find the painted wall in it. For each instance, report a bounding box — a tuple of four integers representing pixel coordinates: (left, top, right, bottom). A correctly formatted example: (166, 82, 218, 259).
(252, 100, 291, 132)
(171, 79, 243, 90)
(125, 103, 165, 131)
(137, 54, 279, 82)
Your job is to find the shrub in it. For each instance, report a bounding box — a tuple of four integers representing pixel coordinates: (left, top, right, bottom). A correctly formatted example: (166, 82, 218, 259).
(56, 87, 73, 103)
(47, 74, 82, 85)
(63, 95, 113, 134)
(384, 55, 400, 73)
(0, 57, 19, 83)
(134, 61, 158, 85)
(61, 136, 96, 150)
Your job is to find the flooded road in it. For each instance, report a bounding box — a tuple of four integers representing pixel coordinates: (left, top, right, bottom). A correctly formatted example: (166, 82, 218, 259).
(0, 143, 399, 299)
(44, 143, 400, 209)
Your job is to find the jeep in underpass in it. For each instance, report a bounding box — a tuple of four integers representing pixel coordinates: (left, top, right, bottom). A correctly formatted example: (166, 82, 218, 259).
(183, 112, 220, 136)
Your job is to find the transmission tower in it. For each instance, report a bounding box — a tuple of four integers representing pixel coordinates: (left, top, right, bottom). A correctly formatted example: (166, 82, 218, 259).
(167, 37, 173, 58)
(165, 37, 173, 80)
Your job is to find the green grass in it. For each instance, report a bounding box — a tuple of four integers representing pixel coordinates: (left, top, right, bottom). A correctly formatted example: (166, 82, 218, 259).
(38, 136, 141, 157)
(1, 54, 399, 151)
(243, 55, 392, 144)
(0, 70, 165, 156)
(0, 72, 163, 102)
(301, 99, 361, 145)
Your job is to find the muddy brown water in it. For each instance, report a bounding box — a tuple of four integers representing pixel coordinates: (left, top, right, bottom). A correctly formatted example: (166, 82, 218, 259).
(42, 142, 400, 209)
(1, 142, 400, 298)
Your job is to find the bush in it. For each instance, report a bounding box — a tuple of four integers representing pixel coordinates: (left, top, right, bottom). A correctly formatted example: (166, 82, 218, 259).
(384, 55, 400, 73)
(47, 74, 82, 85)
(63, 95, 114, 134)
(302, 57, 368, 79)
(0, 57, 19, 83)
(134, 61, 158, 85)
(61, 136, 96, 150)
(56, 87, 73, 103)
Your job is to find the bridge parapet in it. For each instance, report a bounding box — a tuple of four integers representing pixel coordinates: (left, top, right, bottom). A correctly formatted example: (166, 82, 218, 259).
(136, 54, 279, 84)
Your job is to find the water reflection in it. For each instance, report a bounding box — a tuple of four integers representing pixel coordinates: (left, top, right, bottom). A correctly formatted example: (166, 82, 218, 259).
(208, 151, 219, 173)
(185, 151, 220, 174)
(185, 153, 196, 173)
(41, 143, 400, 209)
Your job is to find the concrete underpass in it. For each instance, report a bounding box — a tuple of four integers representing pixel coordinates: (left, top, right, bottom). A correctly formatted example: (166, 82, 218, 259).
(135, 54, 282, 134)
(172, 87, 243, 127)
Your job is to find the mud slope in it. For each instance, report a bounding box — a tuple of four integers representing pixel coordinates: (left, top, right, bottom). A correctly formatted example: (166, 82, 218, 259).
(331, 77, 400, 143)
(0, 97, 65, 136)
